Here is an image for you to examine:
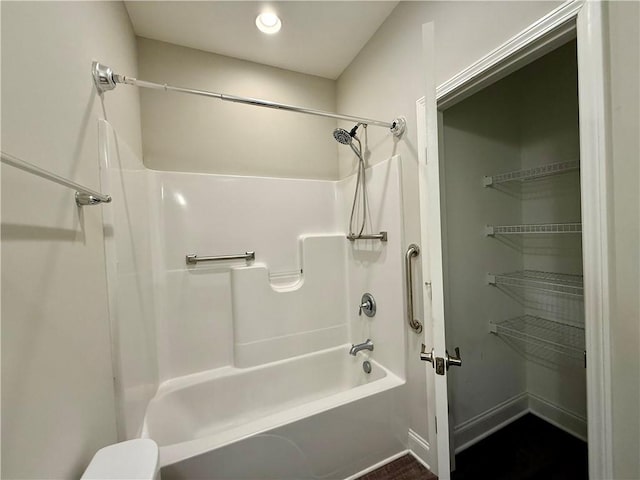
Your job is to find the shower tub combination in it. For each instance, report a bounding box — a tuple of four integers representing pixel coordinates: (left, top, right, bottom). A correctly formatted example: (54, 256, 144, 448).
(143, 346, 404, 471)
(102, 122, 408, 480)
(100, 152, 410, 477)
(97, 71, 412, 474)
(136, 159, 410, 477)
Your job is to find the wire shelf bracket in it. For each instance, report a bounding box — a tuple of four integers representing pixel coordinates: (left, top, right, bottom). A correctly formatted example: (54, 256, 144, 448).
(484, 160, 579, 187)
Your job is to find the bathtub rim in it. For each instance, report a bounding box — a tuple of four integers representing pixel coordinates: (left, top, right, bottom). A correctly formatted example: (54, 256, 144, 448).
(140, 345, 405, 467)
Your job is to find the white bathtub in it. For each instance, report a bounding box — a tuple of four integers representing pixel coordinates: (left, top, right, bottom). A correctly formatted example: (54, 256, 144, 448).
(142, 345, 404, 467)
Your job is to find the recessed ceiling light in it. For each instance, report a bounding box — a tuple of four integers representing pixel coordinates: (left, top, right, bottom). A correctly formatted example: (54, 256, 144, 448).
(256, 12, 281, 34)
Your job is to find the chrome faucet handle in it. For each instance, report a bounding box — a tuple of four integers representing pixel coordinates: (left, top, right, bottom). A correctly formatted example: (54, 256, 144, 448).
(358, 300, 371, 316)
(358, 293, 376, 317)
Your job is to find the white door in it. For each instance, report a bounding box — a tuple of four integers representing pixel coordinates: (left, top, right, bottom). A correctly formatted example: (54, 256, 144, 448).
(416, 4, 613, 478)
(416, 22, 460, 480)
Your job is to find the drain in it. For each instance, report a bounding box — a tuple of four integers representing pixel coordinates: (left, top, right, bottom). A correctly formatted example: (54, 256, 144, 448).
(363, 360, 372, 374)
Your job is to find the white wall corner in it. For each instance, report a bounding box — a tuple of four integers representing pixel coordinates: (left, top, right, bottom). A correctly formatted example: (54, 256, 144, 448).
(408, 429, 432, 471)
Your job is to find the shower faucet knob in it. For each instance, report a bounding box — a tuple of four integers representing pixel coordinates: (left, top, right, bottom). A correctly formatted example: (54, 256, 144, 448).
(358, 293, 376, 317)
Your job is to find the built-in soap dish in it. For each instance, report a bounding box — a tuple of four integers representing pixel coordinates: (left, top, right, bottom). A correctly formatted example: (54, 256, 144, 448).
(269, 270, 304, 291)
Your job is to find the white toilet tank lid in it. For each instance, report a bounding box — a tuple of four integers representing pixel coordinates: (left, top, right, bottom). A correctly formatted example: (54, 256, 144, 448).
(81, 439, 159, 479)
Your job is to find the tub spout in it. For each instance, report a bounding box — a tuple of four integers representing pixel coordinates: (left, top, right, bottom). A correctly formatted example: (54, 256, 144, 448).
(349, 339, 374, 356)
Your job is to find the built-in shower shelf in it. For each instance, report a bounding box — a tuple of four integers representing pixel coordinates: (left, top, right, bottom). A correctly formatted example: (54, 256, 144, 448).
(487, 270, 584, 297)
(490, 315, 585, 360)
(484, 160, 579, 187)
(485, 222, 582, 236)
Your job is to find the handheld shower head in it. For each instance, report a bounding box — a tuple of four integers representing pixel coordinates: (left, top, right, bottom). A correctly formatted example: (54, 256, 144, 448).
(333, 123, 363, 145)
(333, 128, 353, 145)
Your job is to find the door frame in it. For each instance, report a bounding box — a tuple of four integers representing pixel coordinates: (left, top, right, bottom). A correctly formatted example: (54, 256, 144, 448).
(418, 1, 613, 478)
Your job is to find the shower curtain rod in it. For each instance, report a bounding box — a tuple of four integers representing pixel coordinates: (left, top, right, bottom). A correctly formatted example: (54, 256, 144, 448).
(92, 62, 406, 137)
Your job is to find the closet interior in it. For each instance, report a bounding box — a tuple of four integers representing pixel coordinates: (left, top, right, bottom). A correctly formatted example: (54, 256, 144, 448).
(440, 39, 588, 474)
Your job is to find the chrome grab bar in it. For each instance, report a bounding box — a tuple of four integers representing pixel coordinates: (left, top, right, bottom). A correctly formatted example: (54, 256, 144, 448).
(346, 231, 388, 242)
(405, 244, 423, 333)
(186, 251, 255, 265)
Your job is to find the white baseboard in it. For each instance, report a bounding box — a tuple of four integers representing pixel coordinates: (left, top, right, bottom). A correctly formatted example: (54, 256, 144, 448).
(343, 450, 408, 480)
(453, 392, 529, 453)
(344, 431, 433, 480)
(407, 429, 432, 471)
(528, 392, 588, 441)
(452, 392, 588, 454)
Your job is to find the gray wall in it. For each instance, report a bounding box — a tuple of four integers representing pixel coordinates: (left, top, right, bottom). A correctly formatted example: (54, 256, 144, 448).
(441, 75, 527, 429)
(1, 1, 142, 478)
(137, 37, 339, 179)
(518, 42, 586, 423)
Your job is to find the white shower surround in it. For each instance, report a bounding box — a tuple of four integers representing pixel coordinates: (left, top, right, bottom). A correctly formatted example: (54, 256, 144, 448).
(99, 120, 410, 474)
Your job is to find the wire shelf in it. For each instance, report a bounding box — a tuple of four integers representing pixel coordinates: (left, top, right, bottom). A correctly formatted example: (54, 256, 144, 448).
(487, 270, 584, 297)
(485, 222, 582, 236)
(490, 315, 585, 360)
(484, 160, 579, 187)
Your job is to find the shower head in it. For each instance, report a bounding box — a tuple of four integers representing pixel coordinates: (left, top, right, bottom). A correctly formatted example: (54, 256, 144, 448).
(333, 128, 353, 145)
(333, 124, 361, 145)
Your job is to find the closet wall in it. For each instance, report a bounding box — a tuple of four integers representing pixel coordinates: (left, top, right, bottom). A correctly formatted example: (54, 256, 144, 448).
(440, 73, 527, 435)
(518, 42, 586, 426)
(442, 41, 586, 446)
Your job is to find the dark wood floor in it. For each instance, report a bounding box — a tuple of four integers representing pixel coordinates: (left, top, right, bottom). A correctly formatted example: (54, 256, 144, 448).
(358, 414, 587, 480)
(452, 414, 588, 480)
(357, 455, 437, 480)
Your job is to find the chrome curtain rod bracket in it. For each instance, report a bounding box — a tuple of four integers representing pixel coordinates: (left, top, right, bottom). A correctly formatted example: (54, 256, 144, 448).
(92, 62, 117, 94)
(93, 62, 407, 138)
(1, 151, 112, 207)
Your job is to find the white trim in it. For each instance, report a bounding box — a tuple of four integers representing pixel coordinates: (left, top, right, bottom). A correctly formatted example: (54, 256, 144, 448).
(421, 21, 452, 479)
(528, 392, 588, 441)
(575, 2, 614, 478)
(408, 429, 432, 471)
(342, 450, 409, 480)
(409, 450, 432, 472)
(437, 0, 583, 110)
(415, 93, 439, 477)
(453, 393, 530, 454)
(344, 446, 437, 480)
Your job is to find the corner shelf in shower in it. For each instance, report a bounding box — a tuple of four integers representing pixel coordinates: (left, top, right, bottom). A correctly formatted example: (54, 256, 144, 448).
(487, 270, 584, 297)
(485, 222, 582, 236)
(483, 160, 579, 187)
(490, 314, 585, 361)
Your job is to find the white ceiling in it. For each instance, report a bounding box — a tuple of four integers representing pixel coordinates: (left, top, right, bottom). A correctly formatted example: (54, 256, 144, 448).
(124, 1, 399, 80)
